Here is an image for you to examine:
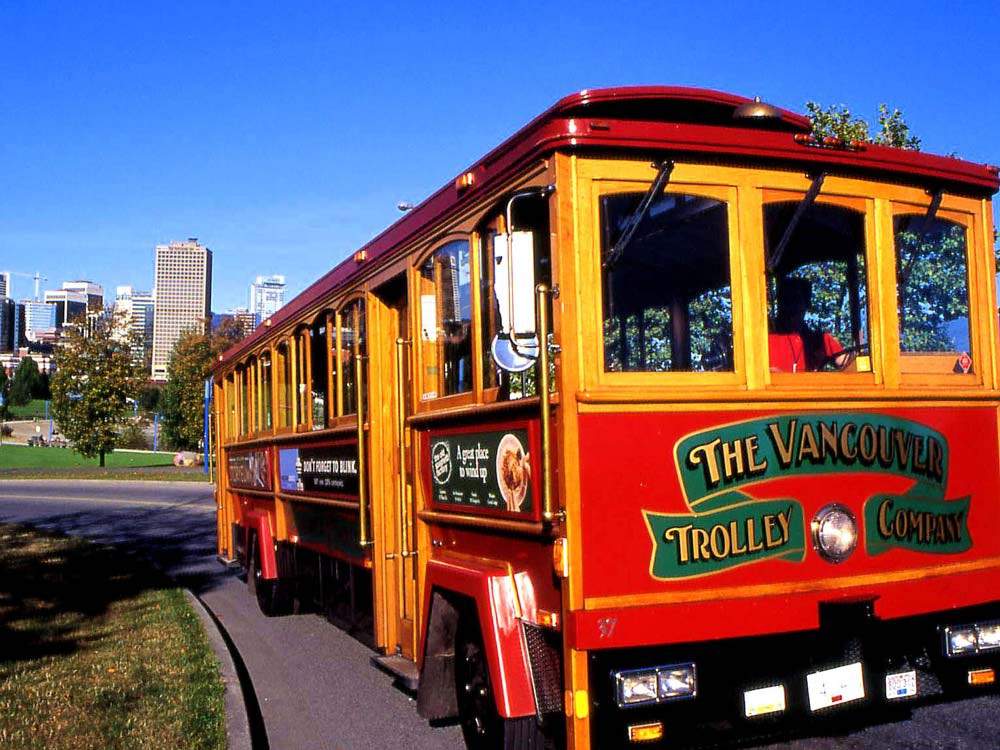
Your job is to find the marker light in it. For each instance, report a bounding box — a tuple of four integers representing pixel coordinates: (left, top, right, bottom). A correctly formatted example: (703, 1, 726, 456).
(811, 504, 858, 563)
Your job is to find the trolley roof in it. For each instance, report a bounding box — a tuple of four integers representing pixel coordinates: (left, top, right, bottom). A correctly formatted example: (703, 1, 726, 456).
(215, 85, 999, 370)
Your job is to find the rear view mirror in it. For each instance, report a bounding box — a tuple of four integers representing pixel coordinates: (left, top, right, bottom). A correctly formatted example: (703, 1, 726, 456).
(491, 231, 538, 372)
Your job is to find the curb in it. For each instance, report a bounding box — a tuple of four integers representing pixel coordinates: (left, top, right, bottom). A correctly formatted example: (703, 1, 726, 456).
(185, 590, 254, 750)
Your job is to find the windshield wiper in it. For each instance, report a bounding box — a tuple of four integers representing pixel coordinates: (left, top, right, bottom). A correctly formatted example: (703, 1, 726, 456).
(603, 159, 674, 269)
(767, 171, 826, 272)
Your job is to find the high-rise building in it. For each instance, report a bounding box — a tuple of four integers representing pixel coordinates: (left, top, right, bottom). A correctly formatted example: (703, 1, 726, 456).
(114, 286, 156, 368)
(249, 274, 286, 322)
(22, 300, 56, 342)
(151, 239, 212, 380)
(44, 289, 88, 328)
(0, 298, 15, 352)
(225, 307, 258, 337)
(0, 272, 10, 299)
(61, 280, 104, 312)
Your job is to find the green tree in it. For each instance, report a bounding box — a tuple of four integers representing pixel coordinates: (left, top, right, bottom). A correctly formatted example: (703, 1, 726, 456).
(0, 367, 9, 418)
(805, 101, 920, 149)
(161, 317, 245, 451)
(9, 358, 42, 406)
(51, 313, 143, 466)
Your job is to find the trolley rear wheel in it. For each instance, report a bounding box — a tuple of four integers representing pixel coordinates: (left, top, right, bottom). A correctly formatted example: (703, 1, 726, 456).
(247, 532, 290, 616)
(454, 615, 551, 750)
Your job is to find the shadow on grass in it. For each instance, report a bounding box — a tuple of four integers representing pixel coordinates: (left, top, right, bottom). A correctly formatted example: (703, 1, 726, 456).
(0, 493, 228, 667)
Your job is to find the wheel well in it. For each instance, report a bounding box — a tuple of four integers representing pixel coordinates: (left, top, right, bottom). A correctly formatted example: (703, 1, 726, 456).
(416, 588, 475, 721)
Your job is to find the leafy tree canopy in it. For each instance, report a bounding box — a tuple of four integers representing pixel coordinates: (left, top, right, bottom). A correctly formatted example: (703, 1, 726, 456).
(9, 358, 42, 406)
(805, 101, 921, 150)
(51, 313, 144, 465)
(161, 317, 246, 451)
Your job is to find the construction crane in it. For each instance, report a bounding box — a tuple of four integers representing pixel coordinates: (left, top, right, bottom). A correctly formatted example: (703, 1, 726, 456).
(1, 271, 48, 301)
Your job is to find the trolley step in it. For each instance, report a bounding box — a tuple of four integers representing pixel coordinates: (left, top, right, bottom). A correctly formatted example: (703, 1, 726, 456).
(371, 653, 419, 692)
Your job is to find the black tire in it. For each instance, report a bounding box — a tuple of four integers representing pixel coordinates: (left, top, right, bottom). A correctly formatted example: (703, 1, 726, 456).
(455, 615, 552, 750)
(247, 532, 290, 616)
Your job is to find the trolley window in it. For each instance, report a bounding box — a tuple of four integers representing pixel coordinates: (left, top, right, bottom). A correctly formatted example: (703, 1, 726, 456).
(339, 299, 365, 416)
(764, 202, 870, 374)
(277, 341, 293, 428)
(310, 315, 328, 428)
(894, 214, 973, 374)
(259, 351, 273, 430)
(480, 194, 552, 399)
(601, 192, 734, 372)
(419, 239, 473, 398)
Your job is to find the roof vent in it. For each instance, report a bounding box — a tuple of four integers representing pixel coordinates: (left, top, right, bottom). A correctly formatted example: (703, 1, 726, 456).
(733, 96, 783, 122)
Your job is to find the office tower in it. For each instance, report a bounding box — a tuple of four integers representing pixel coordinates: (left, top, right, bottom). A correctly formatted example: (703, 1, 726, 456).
(114, 285, 156, 368)
(0, 272, 9, 299)
(0, 298, 14, 352)
(44, 289, 89, 328)
(151, 239, 212, 380)
(249, 274, 286, 322)
(226, 307, 258, 337)
(61, 280, 104, 312)
(22, 300, 56, 342)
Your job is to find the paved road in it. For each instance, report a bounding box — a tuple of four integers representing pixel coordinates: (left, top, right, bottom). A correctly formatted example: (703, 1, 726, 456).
(2, 480, 1000, 749)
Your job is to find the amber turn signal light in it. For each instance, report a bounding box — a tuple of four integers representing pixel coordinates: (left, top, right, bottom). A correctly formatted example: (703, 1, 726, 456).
(968, 668, 995, 686)
(628, 721, 664, 743)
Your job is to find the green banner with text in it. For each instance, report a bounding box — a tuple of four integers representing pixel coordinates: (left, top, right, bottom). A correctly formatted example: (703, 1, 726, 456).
(645, 413, 971, 579)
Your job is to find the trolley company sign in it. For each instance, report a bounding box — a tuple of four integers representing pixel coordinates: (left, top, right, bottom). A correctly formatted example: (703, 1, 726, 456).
(645, 413, 971, 580)
(429, 429, 533, 514)
(227, 449, 271, 491)
(279, 444, 360, 496)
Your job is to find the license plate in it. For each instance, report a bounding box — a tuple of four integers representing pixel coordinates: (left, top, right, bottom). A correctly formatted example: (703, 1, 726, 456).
(885, 670, 917, 700)
(743, 684, 786, 717)
(806, 662, 865, 711)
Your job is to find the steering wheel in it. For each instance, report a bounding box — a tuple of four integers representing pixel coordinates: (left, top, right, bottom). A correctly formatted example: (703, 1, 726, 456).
(819, 342, 869, 372)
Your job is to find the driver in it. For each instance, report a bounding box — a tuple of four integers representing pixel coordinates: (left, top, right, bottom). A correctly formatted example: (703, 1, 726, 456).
(768, 277, 845, 372)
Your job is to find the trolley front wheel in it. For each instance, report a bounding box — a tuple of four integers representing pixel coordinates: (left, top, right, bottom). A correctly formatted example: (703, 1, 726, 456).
(454, 615, 552, 750)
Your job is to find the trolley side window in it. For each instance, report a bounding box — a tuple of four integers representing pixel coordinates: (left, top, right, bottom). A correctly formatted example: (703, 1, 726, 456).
(764, 202, 870, 374)
(339, 299, 365, 416)
(894, 215, 973, 373)
(294, 329, 308, 426)
(309, 315, 328, 428)
(276, 341, 293, 428)
(601, 192, 734, 372)
(260, 351, 273, 430)
(480, 193, 552, 399)
(419, 239, 473, 399)
(239, 364, 251, 435)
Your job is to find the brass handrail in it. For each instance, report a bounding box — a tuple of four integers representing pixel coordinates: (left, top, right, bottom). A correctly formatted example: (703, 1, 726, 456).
(396, 338, 415, 559)
(536, 284, 563, 522)
(355, 352, 373, 548)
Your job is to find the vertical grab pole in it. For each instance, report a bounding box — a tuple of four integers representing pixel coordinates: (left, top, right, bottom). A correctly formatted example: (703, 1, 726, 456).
(536, 284, 563, 522)
(356, 352, 373, 548)
(396, 337, 414, 559)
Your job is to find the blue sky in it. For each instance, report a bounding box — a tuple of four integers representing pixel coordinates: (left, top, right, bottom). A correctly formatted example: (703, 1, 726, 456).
(1, 2, 998, 311)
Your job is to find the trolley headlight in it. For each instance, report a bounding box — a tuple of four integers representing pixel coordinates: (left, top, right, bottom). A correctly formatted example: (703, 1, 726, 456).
(945, 621, 1000, 656)
(811, 504, 857, 563)
(976, 622, 1000, 651)
(948, 626, 978, 656)
(614, 663, 696, 707)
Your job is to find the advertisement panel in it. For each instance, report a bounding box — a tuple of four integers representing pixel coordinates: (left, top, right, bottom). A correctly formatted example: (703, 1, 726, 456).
(426, 425, 536, 517)
(227, 449, 271, 491)
(278, 443, 360, 497)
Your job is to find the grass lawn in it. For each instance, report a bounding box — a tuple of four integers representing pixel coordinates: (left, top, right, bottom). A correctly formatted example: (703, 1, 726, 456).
(0, 524, 225, 750)
(4, 399, 48, 420)
(0, 445, 175, 469)
(0, 446, 211, 482)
